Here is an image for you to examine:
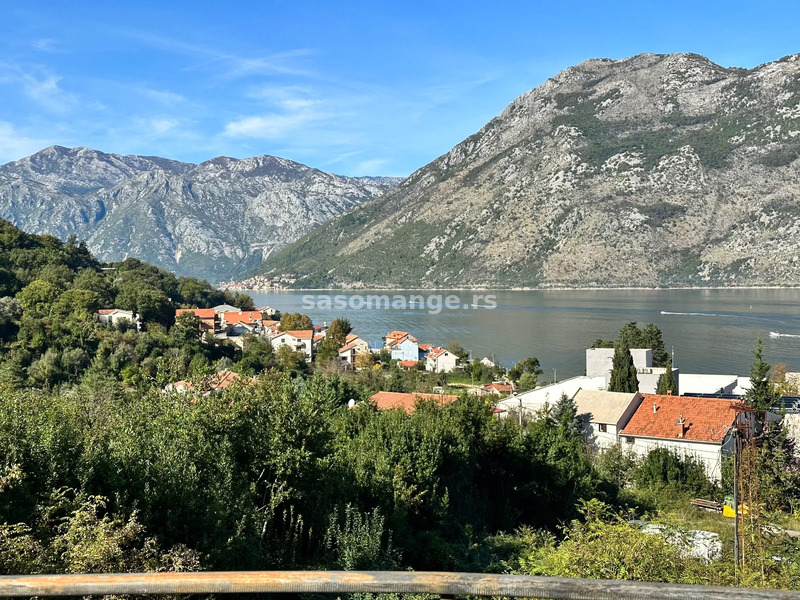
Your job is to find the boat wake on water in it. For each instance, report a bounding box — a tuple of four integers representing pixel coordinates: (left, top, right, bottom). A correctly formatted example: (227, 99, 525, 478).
(770, 331, 800, 339)
(660, 310, 734, 318)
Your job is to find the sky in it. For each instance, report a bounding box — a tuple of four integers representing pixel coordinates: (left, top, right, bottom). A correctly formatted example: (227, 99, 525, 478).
(2, 1, 799, 176)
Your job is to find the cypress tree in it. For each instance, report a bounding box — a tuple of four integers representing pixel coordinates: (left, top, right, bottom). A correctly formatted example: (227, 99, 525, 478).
(608, 337, 639, 393)
(745, 338, 779, 410)
(656, 357, 677, 395)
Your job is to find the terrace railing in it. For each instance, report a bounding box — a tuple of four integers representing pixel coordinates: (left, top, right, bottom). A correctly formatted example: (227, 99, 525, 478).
(2, 570, 800, 599)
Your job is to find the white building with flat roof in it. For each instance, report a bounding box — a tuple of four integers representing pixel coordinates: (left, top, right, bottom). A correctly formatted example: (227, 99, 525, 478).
(495, 376, 607, 419)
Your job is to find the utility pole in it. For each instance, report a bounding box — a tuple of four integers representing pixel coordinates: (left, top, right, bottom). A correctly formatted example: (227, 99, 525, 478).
(733, 427, 740, 574)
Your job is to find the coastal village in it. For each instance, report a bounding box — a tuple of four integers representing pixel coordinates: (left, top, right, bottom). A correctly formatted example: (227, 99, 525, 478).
(96, 304, 800, 486)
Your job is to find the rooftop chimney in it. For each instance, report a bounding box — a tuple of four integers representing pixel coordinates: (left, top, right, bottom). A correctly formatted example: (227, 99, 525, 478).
(667, 390, 673, 396)
(653, 402, 658, 413)
(675, 414, 686, 438)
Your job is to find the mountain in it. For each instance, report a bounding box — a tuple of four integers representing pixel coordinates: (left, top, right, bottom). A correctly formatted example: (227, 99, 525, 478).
(0, 146, 400, 281)
(254, 53, 800, 289)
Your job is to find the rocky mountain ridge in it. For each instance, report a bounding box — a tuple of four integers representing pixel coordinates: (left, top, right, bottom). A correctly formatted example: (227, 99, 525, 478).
(255, 52, 800, 288)
(0, 146, 400, 281)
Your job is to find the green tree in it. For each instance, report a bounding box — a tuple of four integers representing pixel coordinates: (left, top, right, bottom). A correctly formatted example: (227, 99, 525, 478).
(608, 338, 638, 393)
(276, 344, 306, 374)
(594, 322, 669, 367)
(509, 357, 542, 383)
(16, 280, 60, 318)
(552, 393, 583, 437)
(316, 318, 353, 362)
(745, 339, 779, 410)
(52, 289, 101, 318)
(656, 357, 677, 395)
(279, 312, 313, 331)
(0, 296, 22, 340)
(446, 341, 470, 363)
(236, 335, 275, 375)
(170, 312, 202, 346)
(517, 372, 539, 392)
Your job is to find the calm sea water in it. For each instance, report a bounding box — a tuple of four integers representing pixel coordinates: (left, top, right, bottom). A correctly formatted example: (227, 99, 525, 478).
(247, 289, 800, 378)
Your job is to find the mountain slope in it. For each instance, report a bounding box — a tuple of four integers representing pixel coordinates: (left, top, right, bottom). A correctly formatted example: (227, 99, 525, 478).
(0, 146, 400, 281)
(255, 52, 800, 288)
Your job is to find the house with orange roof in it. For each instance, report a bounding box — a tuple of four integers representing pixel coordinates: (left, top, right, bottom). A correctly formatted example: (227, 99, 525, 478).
(369, 391, 459, 413)
(426, 347, 459, 373)
(221, 310, 263, 326)
(482, 382, 514, 397)
(338, 335, 372, 366)
(167, 370, 242, 395)
(619, 394, 747, 481)
(175, 308, 218, 334)
(270, 329, 314, 361)
(390, 335, 422, 362)
(384, 331, 409, 347)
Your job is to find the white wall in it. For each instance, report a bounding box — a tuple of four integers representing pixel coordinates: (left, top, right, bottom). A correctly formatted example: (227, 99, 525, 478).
(497, 376, 607, 416)
(586, 348, 652, 377)
(622, 436, 725, 482)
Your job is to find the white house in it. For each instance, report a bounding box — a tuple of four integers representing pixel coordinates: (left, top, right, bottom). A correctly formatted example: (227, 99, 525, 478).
(619, 394, 745, 482)
(339, 335, 371, 366)
(425, 347, 458, 373)
(495, 376, 607, 418)
(586, 348, 652, 377)
(270, 330, 314, 361)
(97, 309, 139, 330)
(573, 390, 644, 450)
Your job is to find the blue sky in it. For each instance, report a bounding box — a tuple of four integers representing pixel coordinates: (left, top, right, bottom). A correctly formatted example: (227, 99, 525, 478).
(2, 1, 799, 176)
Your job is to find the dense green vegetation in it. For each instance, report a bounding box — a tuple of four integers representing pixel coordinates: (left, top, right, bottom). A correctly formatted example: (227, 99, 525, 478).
(2, 220, 800, 591)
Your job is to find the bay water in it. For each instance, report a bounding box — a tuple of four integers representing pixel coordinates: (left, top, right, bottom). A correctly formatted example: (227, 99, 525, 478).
(247, 288, 800, 378)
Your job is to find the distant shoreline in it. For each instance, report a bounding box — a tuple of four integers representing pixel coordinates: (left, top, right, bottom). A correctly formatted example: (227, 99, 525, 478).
(231, 285, 800, 293)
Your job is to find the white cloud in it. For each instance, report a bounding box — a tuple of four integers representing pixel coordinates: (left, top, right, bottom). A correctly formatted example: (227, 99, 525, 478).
(138, 87, 187, 106)
(145, 118, 180, 136)
(0, 122, 51, 163)
(223, 112, 323, 139)
(0, 62, 78, 113)
(32, 38, 58, 52)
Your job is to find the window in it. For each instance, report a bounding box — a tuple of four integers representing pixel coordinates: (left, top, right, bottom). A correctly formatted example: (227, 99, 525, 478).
(624, 436, 634, 444)
(598, 423, 607, 433)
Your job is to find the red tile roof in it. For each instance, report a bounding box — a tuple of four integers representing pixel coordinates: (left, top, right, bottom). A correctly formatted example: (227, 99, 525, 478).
(222, 310, 262, 324)
(339, 342, 359, 353)
(418, 343, 434, 351)
(345, 333, 359, 343)
(176, 308, 216, 319)
(386, 330, 409, 340)
(171, 370, 241, 393)
(620, 394, 742, 444)
(427, 347, 448, 359)
(399, 360, 418, 368)
(98, 309, 116, 315)
(313, 333, 324, 342)
(283, 330, 314, 339)
(483, 383, 512, 393)
(369, 391, 459, 413)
